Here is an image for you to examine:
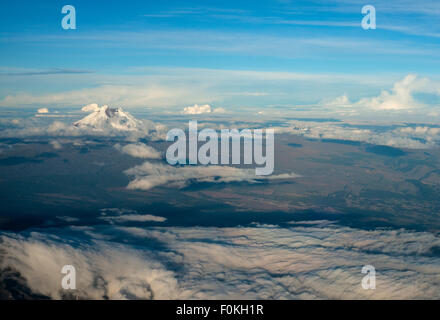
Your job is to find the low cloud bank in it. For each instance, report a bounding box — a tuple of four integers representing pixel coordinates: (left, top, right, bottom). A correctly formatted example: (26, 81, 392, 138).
(1, 223, 440, 299)
(276, 120, 440, 149)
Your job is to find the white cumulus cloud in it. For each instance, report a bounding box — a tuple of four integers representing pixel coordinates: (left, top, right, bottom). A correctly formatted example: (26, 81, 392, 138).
(357, 74, 428, 110)
(81, 103, 100, 112)
(213, 107, 227, 114)
(325, 74, 440, 112)
(37, 108, 49, 114)
(181, 104, 212, 115)
(115, 143, 161, 159)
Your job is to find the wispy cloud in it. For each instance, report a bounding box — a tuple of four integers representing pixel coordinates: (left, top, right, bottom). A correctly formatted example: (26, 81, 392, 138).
(114, 142, 161, 159)
(99, 208, 167, 223)
(0, 68, 94, 76)
(125, 162, 299, 191)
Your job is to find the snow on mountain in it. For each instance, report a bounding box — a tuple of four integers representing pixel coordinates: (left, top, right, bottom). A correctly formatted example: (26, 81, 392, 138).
(72, 104, 168, 140)
(74, 105, 143, 132)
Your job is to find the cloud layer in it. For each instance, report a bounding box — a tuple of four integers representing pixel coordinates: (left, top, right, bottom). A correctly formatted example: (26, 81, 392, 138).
(276, 120, 440, 149)
(1, 223, 440, 299)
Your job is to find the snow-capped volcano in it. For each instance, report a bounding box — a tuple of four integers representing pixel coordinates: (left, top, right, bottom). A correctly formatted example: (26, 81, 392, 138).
(74, 105, 142, 132)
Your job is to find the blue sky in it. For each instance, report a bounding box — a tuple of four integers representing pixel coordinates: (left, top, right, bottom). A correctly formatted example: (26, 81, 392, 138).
(0, 0, 439, 114)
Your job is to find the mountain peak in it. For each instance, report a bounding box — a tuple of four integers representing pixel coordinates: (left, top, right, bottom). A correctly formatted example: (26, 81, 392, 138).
(74, 105, 142, 132)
